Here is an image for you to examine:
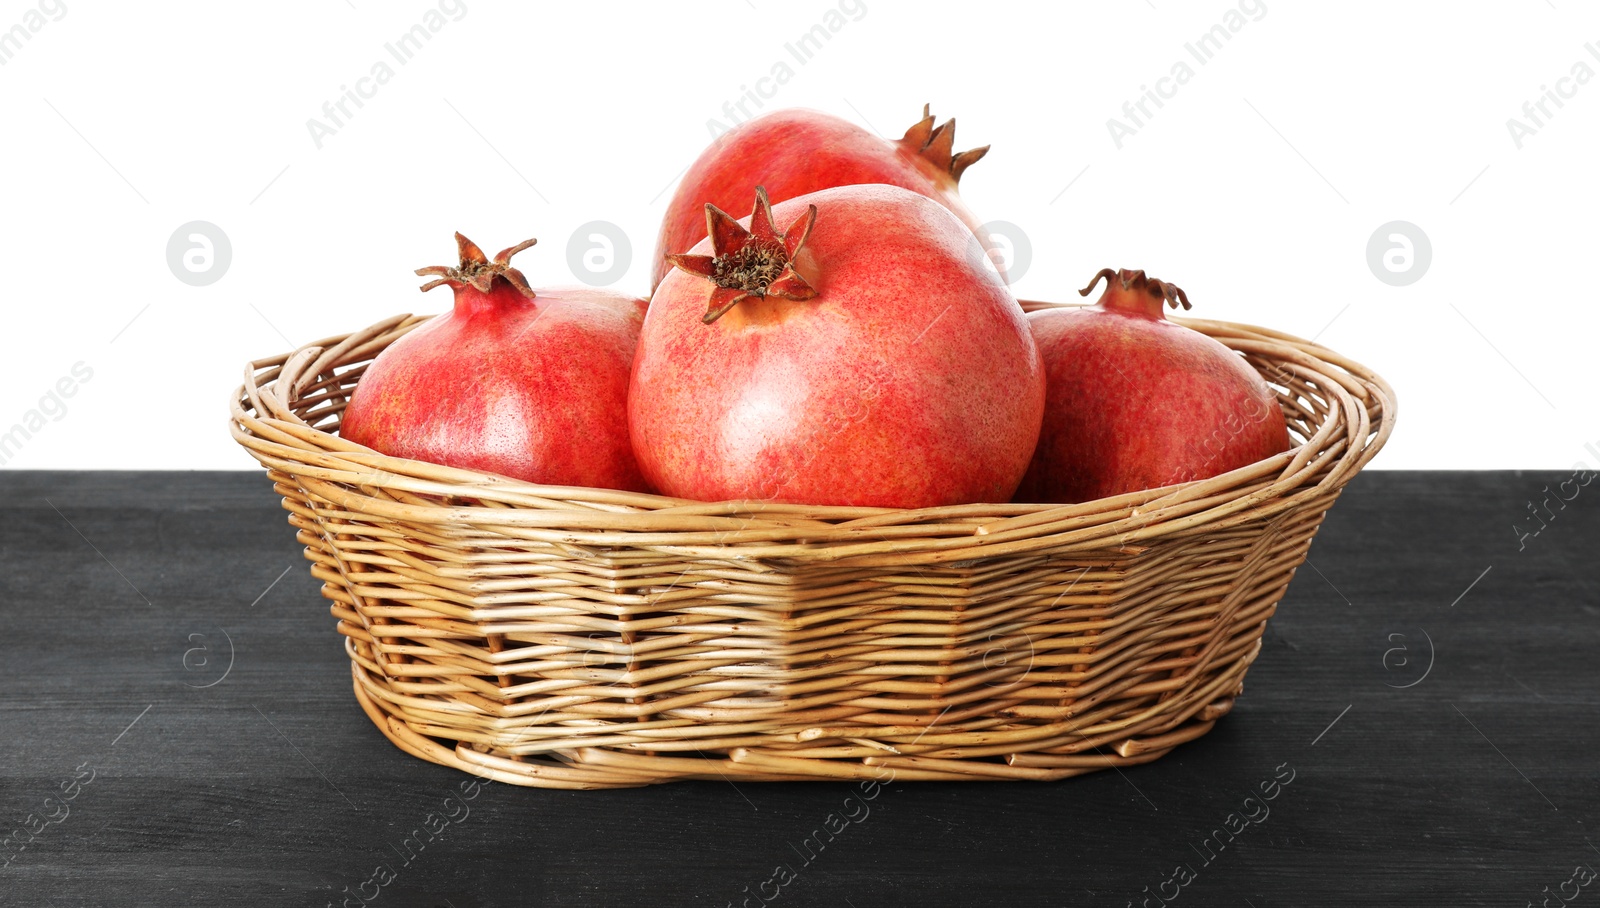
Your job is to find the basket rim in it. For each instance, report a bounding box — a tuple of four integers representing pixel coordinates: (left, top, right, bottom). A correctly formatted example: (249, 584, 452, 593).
(229, 302, 1394, 561)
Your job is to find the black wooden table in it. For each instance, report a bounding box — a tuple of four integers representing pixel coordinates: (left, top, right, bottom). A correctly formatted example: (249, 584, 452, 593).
(1, 471, 1595, 907)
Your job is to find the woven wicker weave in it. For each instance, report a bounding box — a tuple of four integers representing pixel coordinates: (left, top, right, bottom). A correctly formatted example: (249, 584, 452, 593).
(229, 301, 1393, 788)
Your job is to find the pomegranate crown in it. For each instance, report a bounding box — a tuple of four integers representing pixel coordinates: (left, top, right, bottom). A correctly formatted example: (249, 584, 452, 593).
(899, 103, 989, 183)
(416, 233, 537, 298)
(1079, 267, 1191, 311)
(667, 186, 819, 324)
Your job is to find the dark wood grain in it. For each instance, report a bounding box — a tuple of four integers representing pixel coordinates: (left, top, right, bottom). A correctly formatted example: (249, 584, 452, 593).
(1, 470, 1595, 908)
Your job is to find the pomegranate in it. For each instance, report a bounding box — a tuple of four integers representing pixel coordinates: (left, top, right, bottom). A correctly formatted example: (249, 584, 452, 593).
(651, 105, 995, 290)
(340, 233, 650, 491)
(631, 185, 1044, 508)
(1015, 268, 1291, 504)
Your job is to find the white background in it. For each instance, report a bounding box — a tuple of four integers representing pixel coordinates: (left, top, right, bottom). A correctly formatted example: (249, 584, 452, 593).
(0, 0, 1595, 471)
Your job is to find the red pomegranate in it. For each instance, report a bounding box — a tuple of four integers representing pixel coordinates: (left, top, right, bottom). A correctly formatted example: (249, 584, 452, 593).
(341, 233, 650, 491)
(1015, 268, 1291, 504)
(631, 185, 1044, 508)
(652, 105, 995, 290)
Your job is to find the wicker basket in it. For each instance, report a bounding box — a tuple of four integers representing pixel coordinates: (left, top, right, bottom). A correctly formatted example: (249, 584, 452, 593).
(229, 301, 1393, 788)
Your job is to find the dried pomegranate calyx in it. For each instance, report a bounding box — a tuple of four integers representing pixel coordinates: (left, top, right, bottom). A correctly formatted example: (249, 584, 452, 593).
(1079, 267, 1191, 312)
(668, 186, 819, 324)
(416, 232, 538, 298)
(898, 103, 989, 183)
(710, 242, 790, 292)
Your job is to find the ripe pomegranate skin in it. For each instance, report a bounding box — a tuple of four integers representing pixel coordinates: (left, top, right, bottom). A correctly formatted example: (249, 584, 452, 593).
(631, 185, 1044, 508)
(340, 234, 650, 492)
(651, 105, 993, 290)
(1014, 269, 1291, 504)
